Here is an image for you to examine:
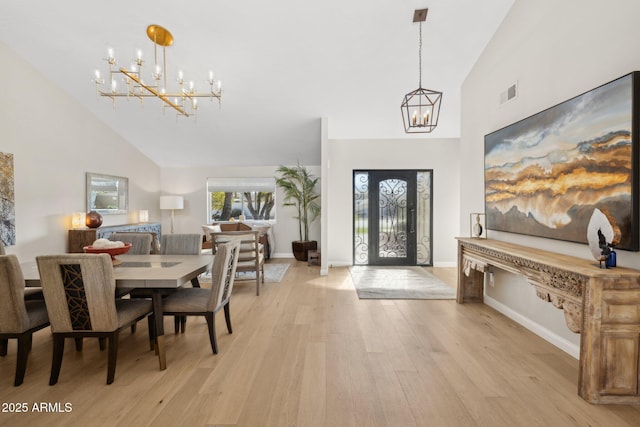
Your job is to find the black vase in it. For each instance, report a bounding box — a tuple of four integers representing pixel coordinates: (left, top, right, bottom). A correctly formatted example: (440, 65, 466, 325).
(86, 211, 103, 228)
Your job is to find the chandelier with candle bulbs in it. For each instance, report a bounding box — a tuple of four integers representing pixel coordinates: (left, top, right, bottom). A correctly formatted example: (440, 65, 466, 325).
(401, 9, 442, 133)
(93, 24, 222, 118)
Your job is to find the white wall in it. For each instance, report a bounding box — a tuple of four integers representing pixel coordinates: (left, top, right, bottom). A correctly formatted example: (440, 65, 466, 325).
(0, 42, 161, 261)
(460, 0, 640, 357)
(325, 137, 460, 267)
(161, 138, 460, 266)
(160, 165, 320, 258)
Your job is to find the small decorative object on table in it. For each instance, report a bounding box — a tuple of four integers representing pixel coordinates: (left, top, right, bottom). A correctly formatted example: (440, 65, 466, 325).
(587, 208, 621, 268)
(308, 250, 320, 266)
(83, 238, 131, 264)
(85, 210, 103, 228)
(606, 248, 617, 268)
(469, 213, 486, 238)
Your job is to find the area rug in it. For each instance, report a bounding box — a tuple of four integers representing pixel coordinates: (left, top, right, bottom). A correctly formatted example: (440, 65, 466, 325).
(349, 266, 456, 300)
(199, 262, 290, 284)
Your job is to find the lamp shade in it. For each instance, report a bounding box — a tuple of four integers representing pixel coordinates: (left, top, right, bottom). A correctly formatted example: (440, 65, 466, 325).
(71, 212, 86, 229)
(160, 195, 184, 210)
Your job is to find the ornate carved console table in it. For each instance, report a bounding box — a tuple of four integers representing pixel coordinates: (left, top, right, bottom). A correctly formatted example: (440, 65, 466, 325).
(457, 237, 640, 405)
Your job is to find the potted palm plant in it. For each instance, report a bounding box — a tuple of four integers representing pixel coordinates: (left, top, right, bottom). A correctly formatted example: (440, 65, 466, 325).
(275, 163, 320, 261)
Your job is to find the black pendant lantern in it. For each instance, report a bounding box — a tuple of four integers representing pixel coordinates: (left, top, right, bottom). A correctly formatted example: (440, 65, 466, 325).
(401, 8, 442, 133)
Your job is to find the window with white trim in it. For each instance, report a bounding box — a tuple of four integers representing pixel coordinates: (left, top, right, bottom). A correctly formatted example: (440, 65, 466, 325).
(206, 177, 276, 222)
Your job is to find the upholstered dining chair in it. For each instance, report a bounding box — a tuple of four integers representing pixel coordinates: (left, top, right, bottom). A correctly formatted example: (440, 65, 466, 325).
(108, 232, 154, 254)
(0, 243, 40, 299)
(159, 233, 203, 288)
(161, 240, 240, 354)
(0, 241, 44, 300)
(108, 232, 155, 304)
(160, 233, 206, 333)
(160, 233, 202, 256)
(211, 230, 265, 295)
(36, 253, 155, 385)
(0, 255, 50, 386)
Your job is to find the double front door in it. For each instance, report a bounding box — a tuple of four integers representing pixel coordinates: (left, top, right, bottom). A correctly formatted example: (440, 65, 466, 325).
(353, 170, 433, 266)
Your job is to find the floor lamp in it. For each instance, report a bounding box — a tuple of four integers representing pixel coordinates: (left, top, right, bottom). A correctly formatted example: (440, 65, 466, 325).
(160, 195, 184, 234)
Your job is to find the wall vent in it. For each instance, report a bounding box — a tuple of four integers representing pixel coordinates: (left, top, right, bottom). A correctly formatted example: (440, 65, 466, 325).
(500, 82, 518, 105)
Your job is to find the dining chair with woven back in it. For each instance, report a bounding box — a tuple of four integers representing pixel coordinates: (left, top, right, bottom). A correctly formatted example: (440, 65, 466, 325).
(161, 240, 240, 355)
(36, 253, 155, 385)
(0, 255, 50, 386)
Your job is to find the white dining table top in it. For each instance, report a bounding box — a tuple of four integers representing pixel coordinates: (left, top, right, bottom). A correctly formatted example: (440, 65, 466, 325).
(22, 254, 213, 289)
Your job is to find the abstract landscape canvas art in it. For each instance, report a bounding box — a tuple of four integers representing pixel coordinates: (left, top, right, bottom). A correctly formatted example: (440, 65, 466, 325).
(485, 72, 639, 250)
(0, 152, 16, 246)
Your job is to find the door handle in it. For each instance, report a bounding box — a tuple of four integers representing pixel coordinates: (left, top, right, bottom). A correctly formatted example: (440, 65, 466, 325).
(410, 208, 416, 233)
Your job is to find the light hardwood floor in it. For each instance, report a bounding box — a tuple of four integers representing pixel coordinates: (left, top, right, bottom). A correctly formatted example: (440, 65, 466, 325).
(1, 261, 639, 426)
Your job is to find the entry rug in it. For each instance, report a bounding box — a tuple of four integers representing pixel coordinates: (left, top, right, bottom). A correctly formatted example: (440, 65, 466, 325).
(199, 262, 290, 284)
(349, 266, 456, 300)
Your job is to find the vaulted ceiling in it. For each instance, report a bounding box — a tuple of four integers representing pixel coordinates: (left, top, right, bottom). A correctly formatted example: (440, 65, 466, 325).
(0, 0, 513, 167)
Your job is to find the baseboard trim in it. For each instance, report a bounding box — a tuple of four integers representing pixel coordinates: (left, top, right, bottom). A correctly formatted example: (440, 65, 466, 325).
(271, 253, 295, 259)
(327, 261, 352, 268)
(484, 295, 580, 359)
(433, 261, 456, 267)
(324, 261, 457, 268)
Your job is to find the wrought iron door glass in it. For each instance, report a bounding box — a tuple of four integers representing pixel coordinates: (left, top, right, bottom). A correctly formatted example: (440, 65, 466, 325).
(353, 170, 432, 266)
(377, 178, 408, 258)
(354, 172, 369, 265)
(416, 171, 432, 265)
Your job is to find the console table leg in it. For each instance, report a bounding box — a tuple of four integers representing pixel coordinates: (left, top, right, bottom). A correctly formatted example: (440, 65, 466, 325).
(457, 264, 485, 303)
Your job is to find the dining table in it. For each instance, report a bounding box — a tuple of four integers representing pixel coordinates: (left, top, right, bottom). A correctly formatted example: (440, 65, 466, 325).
(21, 253, 213, 370)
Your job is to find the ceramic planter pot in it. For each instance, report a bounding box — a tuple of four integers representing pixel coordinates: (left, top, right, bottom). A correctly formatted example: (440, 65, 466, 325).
(292, 240, 317, 261)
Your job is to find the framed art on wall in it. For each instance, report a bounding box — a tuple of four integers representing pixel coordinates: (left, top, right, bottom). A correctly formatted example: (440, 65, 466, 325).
(86, 172, 129, 215)
(0, 152, 16, 246)
(484, 72, 639, 250)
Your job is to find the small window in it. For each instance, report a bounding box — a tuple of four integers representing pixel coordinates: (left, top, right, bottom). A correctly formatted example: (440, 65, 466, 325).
(206, 178, 276, 222)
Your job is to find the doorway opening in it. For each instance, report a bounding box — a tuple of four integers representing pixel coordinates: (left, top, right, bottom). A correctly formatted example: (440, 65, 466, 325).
(353, 170, 433, 266)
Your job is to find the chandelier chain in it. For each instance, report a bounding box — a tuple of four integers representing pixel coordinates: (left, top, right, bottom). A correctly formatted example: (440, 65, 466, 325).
(418, 21, 422, 88)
